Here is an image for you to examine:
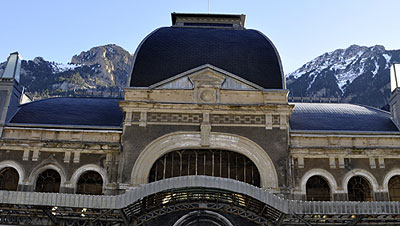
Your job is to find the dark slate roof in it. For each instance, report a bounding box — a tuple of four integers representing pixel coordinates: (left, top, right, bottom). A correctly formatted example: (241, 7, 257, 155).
(9, 97, 123, 128)
(130, 27, 284, 89)
(290, 103, 399, 132)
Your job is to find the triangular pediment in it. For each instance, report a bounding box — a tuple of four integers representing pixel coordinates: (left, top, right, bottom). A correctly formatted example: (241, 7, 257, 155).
(149, 64, 263, 90)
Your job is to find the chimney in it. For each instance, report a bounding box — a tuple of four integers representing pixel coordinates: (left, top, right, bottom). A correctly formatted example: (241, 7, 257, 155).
(389, 64, 400, 126)
(0, 52, 24, 136)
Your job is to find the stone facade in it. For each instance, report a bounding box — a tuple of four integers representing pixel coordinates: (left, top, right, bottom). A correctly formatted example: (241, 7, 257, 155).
(1, 15, 400, 225)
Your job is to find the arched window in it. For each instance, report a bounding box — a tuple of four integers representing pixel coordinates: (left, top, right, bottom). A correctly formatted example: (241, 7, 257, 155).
(76, 171, 103, 195)
(0, 167, 19, 191)
(348, 176, 373, 201)
(149, 149, 260, 187)
(35, 169, 61, 193)
(306, 176, 331, 201)
(388, 176, 400, 201)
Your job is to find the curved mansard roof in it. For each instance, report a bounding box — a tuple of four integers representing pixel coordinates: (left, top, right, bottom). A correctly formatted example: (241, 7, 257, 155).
(129, 27, 284, 89)
(9, 97, 123, 128)
(6, 98, 399, 132)
(290, 103, 399, 132)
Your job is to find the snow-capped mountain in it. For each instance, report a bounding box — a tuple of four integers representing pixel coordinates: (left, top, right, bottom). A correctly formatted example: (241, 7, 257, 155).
(287, 45, 400, 108)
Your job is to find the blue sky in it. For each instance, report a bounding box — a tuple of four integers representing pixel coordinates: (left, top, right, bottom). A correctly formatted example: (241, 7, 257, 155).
(1, 0, 400, 73)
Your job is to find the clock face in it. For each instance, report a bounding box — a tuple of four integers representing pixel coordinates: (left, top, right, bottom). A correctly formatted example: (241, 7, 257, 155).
(199, 89, 214, 102)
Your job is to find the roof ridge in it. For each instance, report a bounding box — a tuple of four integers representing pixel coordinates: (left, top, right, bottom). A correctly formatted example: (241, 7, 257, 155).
(352, 103, 391, 115)
(19, 96, 123, 107)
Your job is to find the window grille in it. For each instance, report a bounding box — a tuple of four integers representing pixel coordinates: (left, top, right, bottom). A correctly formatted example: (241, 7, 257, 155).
(348, 176, 373, 201)
(149, 149, 260, 187)
(76, 171, 103, 195)
(35, 169, 61, 193)
(389, 176, 400, 201)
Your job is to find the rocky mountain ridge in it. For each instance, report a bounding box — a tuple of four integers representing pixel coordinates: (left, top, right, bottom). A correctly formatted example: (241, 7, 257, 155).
(0, 44, 133, 99)
(287, 44, 400, 108)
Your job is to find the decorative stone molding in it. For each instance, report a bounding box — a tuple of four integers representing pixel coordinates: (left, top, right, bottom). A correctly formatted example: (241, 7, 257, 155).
(382, 169, 400, 193)
(105, 153, 113, 165)
(31, 130, 41, 139)
(189, 68, 225, 104)
(123, 64, 291, 106)
(69, 164, 109, 192)
(378, 157, 385, 168)
(342, 169, 380, 193)
(265, 114, 272, 130)
(130, 132, 279, 190)
(71, 132, 82, 141)
(22, 150, 29, 161)
(32, 149, 40, 161)
(73, 151, 80, 163)
(369, 157, 376, 169)
(297, 157, 304, 168)
(298, 168, 338, 195)
(279, 114, 287, 130)
(124, 111, 133, 126)
(338, 156, 345, 168)
(0, 139, 120, 155)
(147, 112, 202, 124)
(200, 113, 211, 146)
(210, 114, 265, 125)
(0, 160, 25, 184)
(122, 110, 292, 129)
(28, 163, 67, 188)
(2, 127, 121, 143)
(291, 132, 400, 150)
(329, 156, 336, 168)
(64, 151, 71, 163)
(139, 111, 147, 127)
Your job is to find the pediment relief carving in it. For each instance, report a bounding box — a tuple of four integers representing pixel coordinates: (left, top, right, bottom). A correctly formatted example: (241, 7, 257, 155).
(150, 65, 261, 91)
(188, 68, 225, 88)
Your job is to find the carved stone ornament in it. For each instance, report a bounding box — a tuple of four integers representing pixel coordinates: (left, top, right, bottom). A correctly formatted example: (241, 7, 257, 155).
(189, 68, 225, 103)
(199, 88, 216, 103)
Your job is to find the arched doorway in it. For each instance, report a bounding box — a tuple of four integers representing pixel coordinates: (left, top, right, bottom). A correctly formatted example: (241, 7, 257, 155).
(0, 167, 19, 191)
(306, 175, 331, 201)
(149, 149, 261, 187)
(348, 176, 373, 201)
(76, 171, 103, 195)
(35, 169, 61, 193)
(388, 175, 400, 201)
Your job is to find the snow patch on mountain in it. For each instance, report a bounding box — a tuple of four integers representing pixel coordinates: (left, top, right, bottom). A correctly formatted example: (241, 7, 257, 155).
(383, 53, 391, 69)
(372, 60, 379, 77)
(50, 62, 80, 73)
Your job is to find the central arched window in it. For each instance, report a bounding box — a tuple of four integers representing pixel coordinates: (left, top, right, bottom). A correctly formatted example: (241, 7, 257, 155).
(35, 169, 61, 193)
(348, 176, 373, 201)
(149, 149, 260, 187)
(306, 176, 331, 201)
(0, 167, 19, 191)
